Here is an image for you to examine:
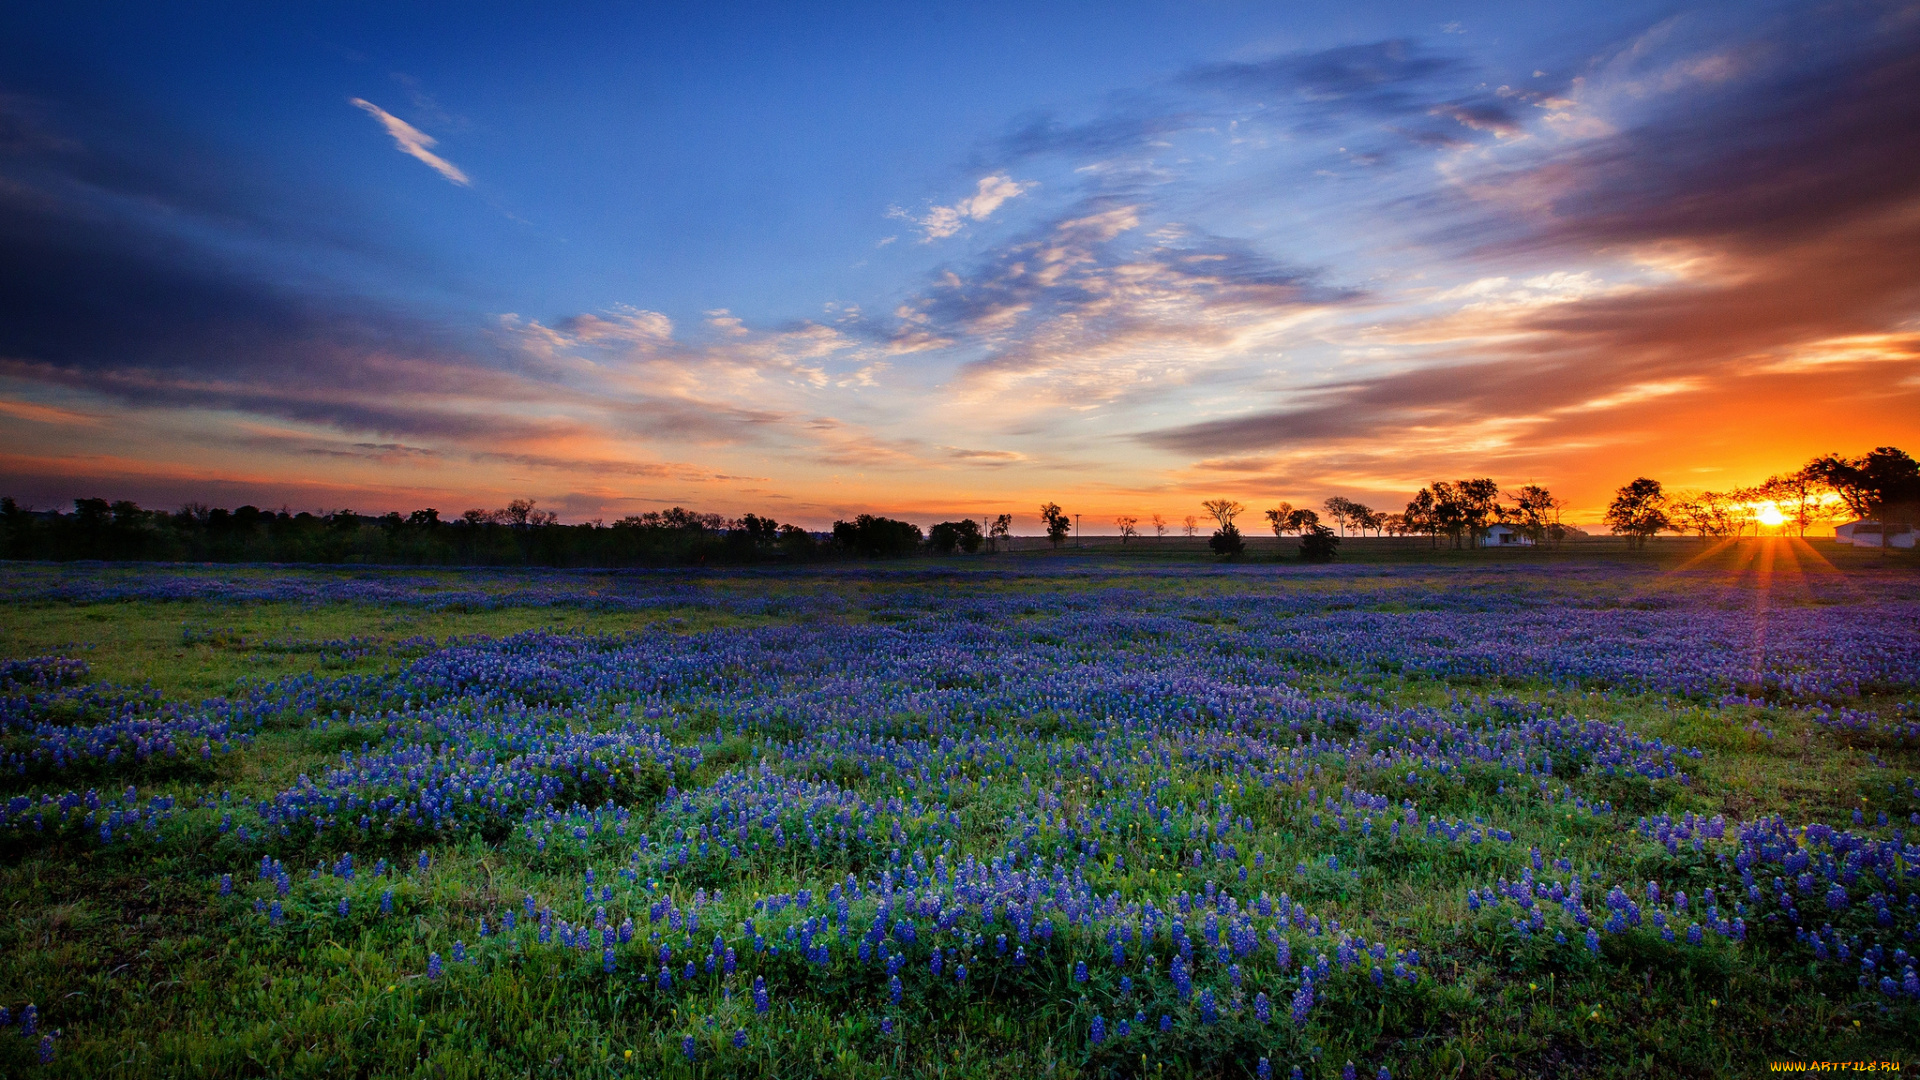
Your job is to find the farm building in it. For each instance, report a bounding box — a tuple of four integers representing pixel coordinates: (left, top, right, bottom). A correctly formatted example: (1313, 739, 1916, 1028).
(1481, 524, 1534, 546)
(1834, 520, 1916, 548)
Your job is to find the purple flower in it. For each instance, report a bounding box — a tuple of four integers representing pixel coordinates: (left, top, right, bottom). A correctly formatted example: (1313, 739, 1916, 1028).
(1090, 1015, 1106, 1045)
(1290, 981, 1314, 1026)
(1258, 1058, 1272, 1080)
(1255, 991, 1272, 1024)
(427, 952, 442, 979)
(603, 948, 616, 974)
(733, 1028, 747, 1049)
(682, 1035, 696, 1061)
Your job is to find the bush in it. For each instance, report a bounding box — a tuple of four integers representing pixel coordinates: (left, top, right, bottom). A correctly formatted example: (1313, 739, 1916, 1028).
(1208, 523, 1246, 557)
(1299, 525, 1339, 562)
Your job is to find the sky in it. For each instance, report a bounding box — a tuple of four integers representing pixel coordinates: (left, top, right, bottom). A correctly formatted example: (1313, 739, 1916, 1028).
(2, 0, 1917, 530)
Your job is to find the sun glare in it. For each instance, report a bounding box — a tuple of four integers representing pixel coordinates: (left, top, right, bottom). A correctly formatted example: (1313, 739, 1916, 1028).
(1756, 502, 1786, 527)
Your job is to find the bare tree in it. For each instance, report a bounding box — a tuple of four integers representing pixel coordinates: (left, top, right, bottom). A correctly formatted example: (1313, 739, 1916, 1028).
(1201, 499, 1245, 528)
(1150, 514, 1167, 538)
(1265, 502, 1295, 537)
(1182, 515, 1199, 537)
(1115, 515, 1139, 544)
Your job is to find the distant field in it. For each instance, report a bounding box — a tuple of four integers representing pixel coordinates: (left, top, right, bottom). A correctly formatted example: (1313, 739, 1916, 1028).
(0, 541, 1915, 1078)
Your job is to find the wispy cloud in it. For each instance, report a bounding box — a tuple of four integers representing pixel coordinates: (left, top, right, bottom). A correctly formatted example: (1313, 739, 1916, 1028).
(896, 175, 1031, 240)
(349, 98, 470, 186)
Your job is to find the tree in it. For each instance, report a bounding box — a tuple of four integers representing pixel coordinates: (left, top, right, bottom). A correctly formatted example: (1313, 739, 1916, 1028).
(1039, 503, 1072, 548)
(1809, 447, 1920, 527)
(833, 514, 924, 557)
(1403, 489, 1440, 547)
(1201, 499, 1244, 529)
(1182, 515, 1199, 537)
(1758, 466, 1837, 538)
(928, 519, 984, 554)
(1208, 522, 1246, 557)
(1322, 497, 1358, 536)
(1114, 515, 1139, 544)
(1605, 478, 1669, 549)
(987, 513, 1012, 552)
(1284, 507, 1320, 534)
(1150, 514, 1167, 538)
(1503, 485, 1563, 545)
(1298, 525, 1338, 562)
(1264, 502, 1295, 537)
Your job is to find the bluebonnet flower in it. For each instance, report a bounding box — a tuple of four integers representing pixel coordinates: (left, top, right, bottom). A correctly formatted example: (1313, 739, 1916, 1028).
(1344, 1062, 1357, 1080)
(682, 1035, 696, 1061)
(1255, 991, 1272, 1024)
(427, 952, 442, 979)
(1074, 960, 1087, 983)
(1159, 1014, 1173, 1033)
(218, 874, 231, 897)
(39, 1034, 54, 1065)
(755, 975, 771, 1013)
(1089, 1015, 1105, 1045)
(452, 940, 466, 963)
(733, 1028, 747, 1049)
(603, 948, 616, 974)
(1258, 1058, 1271, 1080)
(1199, 988, 1218, 1025)
(337, 898, 350, 919)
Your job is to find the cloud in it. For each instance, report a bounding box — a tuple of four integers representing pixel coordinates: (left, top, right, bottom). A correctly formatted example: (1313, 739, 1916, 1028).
(900, 175, 1031, 240)
(1142, 4, 1920, 477)
(350, 98, 470, 186)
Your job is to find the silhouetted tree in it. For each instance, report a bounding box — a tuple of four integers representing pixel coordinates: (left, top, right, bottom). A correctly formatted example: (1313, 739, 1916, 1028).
(1150, 514, 1167, 538)
(833, 514, 924, 557)
(928, 519, 984, 554)
(1810, 446, 1920, 529)
(1114, 515, 1139, 544)
(1265, 502, 1295, 537)
(1298, 524, 1339, 562)
(1039, 503, 1072, 548)
(1208, 523, 1245, 557)
(1605, 478, 1669, 549)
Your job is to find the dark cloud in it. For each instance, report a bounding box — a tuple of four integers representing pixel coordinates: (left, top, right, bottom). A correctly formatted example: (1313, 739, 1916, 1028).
(1185, 39, 1460, 111)
(995, 107, 1204, 160)
(1185, 39, 1521, 148)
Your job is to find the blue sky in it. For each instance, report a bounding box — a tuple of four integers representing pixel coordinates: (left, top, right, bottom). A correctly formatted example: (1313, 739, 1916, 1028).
(3, 1, 1916, 526)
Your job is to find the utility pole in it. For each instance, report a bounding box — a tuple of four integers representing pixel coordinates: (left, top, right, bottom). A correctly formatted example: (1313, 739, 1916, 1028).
(1075, 514, 1081, 547)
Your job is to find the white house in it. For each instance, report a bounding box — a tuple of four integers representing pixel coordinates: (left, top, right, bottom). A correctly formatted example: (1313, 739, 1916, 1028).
(1481, 524, 1534, 547)
(1835, 520, 1916, 548)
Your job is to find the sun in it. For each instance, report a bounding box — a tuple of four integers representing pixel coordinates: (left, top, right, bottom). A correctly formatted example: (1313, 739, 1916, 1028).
(1756, 502, 1786, 527)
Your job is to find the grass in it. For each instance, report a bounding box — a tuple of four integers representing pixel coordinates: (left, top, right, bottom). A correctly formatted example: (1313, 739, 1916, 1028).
(0, 540, 1916, 1077)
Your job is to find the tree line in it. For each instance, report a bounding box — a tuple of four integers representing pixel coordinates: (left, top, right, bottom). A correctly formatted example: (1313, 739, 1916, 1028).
(4, 445, 1909, 565)
(1602, 446, 1919, 547)
(0, 498, 968, 566)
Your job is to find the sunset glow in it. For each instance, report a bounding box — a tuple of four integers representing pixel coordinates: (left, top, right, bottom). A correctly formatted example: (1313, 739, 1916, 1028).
(3, 2, 1917, 526)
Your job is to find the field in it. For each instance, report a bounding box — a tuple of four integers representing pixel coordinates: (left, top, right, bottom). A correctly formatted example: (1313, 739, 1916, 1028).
(0, 541, 1916, 1078)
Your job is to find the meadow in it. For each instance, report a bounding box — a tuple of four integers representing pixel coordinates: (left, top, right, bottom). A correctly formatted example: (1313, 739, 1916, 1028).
(0, 541, 1916, 1078)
